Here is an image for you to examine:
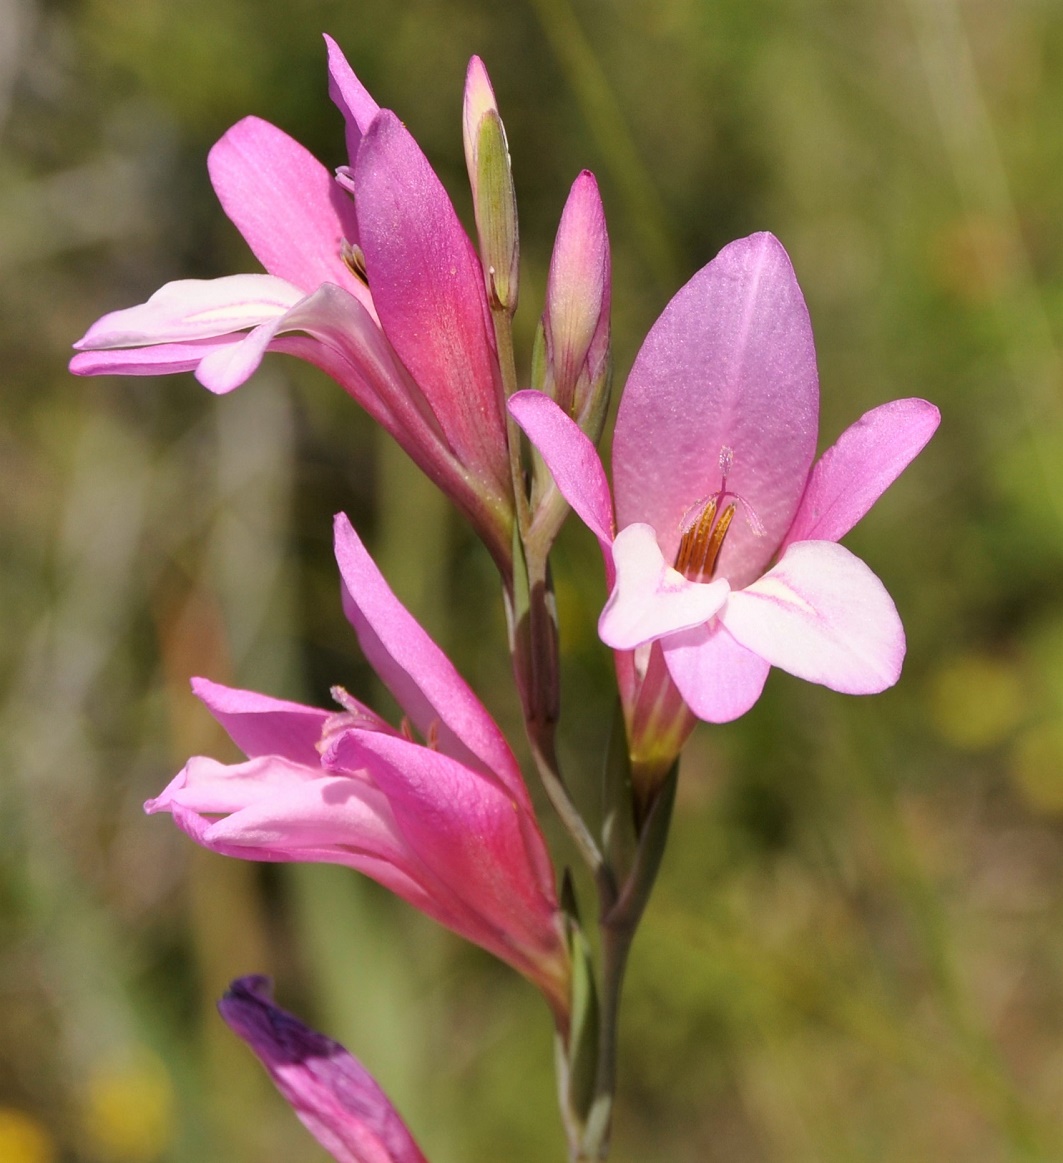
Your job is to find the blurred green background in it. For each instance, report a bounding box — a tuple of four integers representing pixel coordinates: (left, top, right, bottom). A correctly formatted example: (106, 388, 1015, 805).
(3, 0, 1063, 1160)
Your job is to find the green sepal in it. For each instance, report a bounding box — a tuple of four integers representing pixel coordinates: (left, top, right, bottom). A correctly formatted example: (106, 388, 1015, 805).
(608, 759, 679, 931)
(556, 870, 600, 1133)
(601, 698, 638, 889)
(474, 109, 519, 314)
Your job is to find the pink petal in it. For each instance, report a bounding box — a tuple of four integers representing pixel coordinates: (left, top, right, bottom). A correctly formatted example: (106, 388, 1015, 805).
(332, 513, 528, 805)
(324, 35, 380, 162)
(208, 116, 371, 311)
(783, 398, 941, 547)
(599, 523, 729, 650)
(508, 391, 615, 557)
(191, 677, 347, 765)
(613, 232, 819, 589)
(69, 336, 239, 377)
(327, 730, 566, 1000)
(661, 622, 772, 723)
(72, 275, 303, 348)
(219, 976, 429, 1163)
(195, 315, 288, 393)
(719, 540, 905, 693)
(545, 171, 610, 411)
(353, 110, 508, 494)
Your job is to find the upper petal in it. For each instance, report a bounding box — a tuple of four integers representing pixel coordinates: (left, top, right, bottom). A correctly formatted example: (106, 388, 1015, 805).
(508, 390, 615, 561)
(613, 233, 819, 588)
(219, 976, 429, 1163)
(324, 35, 381, 163)
(719, 540, 905, 693)
(208, 116, 371, 311)
(353, 110, 508, 494)
(332, 513, 528, 805)
(599, 523, 729, 650)
(783, 398, 941, 547)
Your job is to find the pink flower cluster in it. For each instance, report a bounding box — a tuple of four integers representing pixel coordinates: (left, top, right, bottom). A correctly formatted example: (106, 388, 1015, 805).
(72, 36, 937, 1162)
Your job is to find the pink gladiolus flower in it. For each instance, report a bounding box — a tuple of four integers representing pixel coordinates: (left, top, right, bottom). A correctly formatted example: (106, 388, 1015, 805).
(147, 514, 570, 1020)
(510, 232, 939, 768)
(219, 976, 428, 1163)
(70, 36, 513, 570)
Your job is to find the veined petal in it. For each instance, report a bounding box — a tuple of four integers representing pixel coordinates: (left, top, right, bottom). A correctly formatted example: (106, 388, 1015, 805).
(354, 110, 508, 494)
(219, 977, 429, 1163)
(784, 398, 941, 547)
(720, 540, 905, 693)
(208, 116, 370, 310)
(192, 677, 380, 766)
(72, 275, 303, 348)
(661, 621, 772, 724)
(613, 232, 819, 588)
(324, 34, 381, 161)
(332, 514, 527, 805)
(508, 391, 615, 556)
(599, 524, 729, 650)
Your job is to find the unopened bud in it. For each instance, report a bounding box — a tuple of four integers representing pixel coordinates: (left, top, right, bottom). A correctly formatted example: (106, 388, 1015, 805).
(463, 57, 519, 314)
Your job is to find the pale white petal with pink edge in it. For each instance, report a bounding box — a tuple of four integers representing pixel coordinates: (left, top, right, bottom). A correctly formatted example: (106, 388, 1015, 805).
(719, 540, 905, 693)
(599, 524, 729, 650)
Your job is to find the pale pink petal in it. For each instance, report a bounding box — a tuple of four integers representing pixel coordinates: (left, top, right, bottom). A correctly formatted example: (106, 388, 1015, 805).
(661, 621, 772, 724)
(72, 275, 303, 348)
(196, 315, 288, 393)
(354, 110, 508, 494)
(324, 34, 380, 161)
(191, 677, 362, 766)
(508, 390, 615, 556)
(720, 541, 905, 693)
(783, 398, 941, 547)
(332, 513, 527, 805)
(545, 171, 609, 411)
(613, 232, 819, 589)
(599, 524, 729, 650)
(219, 976, 429, 1163)
(70, 337, 238, 377)
(208, 116, 371, 310)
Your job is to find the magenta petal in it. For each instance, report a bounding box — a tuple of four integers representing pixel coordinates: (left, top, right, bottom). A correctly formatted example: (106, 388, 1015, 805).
(720, 541, 905, 693)
(599, 524, 729, 650)
(354, 111, 508, 493)
(332, 514, 527, 804)
(208, 116, 370, 310)
(191, 677, 342, 765)
(324, 34, 380, 162)
(508, 390, 616, 556)
(613, 233, 819, 589)
(661, 622, 771, 723)
(784, 398, 941, 547)
(219, 976, 429, 1163)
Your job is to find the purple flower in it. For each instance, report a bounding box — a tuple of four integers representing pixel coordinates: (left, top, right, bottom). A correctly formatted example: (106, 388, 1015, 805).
(510, 233, 938, 770)
(148, 515, 570, 1019)
(71, 37, 514, 569)
(219, 976, 427, 1163)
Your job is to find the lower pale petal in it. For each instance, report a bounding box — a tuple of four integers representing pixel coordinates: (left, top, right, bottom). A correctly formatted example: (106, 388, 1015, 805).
(599, 523, 729, 650)
(720, 540, 905, 693)
(662, 621, 771, 723)
(70, 337, 238, 377)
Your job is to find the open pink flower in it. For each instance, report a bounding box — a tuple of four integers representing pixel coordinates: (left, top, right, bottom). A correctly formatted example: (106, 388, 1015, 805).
(148, 514, 569, 1019)
(510, 233, 939, 764)
(71, 37, 513, 569)
(219, 976, 428, 1163)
